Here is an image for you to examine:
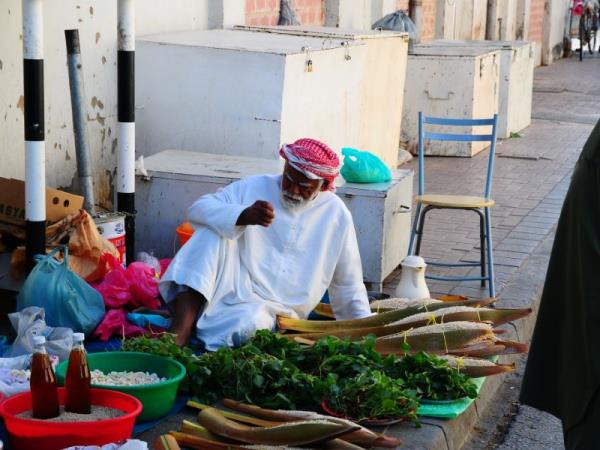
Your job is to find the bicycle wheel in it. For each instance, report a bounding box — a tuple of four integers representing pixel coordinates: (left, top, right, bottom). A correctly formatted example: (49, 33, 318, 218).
(584, 14, 595, 53)
(580, 14, 585, 60)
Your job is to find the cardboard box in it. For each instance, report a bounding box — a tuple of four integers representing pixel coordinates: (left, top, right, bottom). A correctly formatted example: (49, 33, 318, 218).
(0, 177, 84, 225)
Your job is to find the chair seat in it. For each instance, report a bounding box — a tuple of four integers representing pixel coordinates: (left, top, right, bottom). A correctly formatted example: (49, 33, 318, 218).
(415, 194, 495, 208)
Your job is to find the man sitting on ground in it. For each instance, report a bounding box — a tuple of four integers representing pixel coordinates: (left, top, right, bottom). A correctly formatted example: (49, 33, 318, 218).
(159, 138, 371, 349)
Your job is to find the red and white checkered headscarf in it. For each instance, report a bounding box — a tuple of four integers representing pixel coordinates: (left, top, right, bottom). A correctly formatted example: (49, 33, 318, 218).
(279, 138, 340, 192)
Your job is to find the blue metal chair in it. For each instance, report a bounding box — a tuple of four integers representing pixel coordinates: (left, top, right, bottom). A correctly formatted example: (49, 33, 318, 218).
(408, 112, 499, 298)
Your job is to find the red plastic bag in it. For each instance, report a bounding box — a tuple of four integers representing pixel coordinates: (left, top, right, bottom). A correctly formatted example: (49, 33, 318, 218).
(93, 309, 146, 341)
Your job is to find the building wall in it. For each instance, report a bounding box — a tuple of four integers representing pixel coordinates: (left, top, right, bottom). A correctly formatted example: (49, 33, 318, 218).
(245, 0, 325, 26)
(0, 0, 237, 209)
(397, 0, 410, 9)
(421, 0, 437, 40)
(542, 0, 567, 65)
(529, 0, 544, 64)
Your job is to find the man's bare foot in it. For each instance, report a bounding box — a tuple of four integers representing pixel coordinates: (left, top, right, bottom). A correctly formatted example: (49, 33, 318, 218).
(169, 328, 191, 347)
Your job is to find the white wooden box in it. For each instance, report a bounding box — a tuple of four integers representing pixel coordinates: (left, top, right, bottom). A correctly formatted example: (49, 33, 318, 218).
(486, 0, 519, 40)
(402, 45, 500, 157)
(436, 0, 488, 40)
(135, 150, 413, 289)
(136, 30, 370, 162)
(234, 25, 410, 168)
(419, 40, 534, 138)
(336, 170, 413, 290)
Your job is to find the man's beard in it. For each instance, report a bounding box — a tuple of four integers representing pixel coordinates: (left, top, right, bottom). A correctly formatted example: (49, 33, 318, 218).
(280, 189, 318, 211)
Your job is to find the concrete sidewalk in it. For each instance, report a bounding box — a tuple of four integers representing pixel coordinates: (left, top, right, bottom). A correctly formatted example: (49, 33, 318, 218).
(137, 53, 600, 448)
(381, 52, 600, 449)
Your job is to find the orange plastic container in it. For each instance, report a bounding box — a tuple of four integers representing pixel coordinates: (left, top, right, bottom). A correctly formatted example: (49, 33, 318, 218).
(0, 388, 142, 450)
(176, 222, 194, 246)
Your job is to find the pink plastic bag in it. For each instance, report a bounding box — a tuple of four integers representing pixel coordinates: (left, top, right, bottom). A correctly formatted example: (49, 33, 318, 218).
(127, 262, 160, 308)
(96, 269, 132, 308)
(93, 259, 160, 310)
(93, 309, 146, 341)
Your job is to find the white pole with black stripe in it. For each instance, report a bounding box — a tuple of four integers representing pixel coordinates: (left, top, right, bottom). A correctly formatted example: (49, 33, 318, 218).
(22, 0, 46, 270)
(117, 0, 135, 264)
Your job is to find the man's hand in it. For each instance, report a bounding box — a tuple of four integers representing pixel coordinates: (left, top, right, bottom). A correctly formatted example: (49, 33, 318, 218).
(236, 200, 275, 227)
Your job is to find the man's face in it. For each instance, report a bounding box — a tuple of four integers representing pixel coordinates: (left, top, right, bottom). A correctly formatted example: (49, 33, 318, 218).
(280, 163, 323, 210)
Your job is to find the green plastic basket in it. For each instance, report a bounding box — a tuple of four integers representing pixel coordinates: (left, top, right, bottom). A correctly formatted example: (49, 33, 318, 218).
(56, 351, 186, 423)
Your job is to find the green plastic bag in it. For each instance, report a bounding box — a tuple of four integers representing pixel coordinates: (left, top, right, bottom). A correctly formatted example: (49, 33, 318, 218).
(16, 246, 105, 335)
(341, 147, 392, 183)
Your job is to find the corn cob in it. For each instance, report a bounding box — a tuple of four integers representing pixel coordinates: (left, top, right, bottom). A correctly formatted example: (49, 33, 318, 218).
(152, 434, 181, 450)
(370, 297, 443, 312)
(222, 399, 402, 449)
(375, 321, 496, 354)
(314, 298, 444, 318)
(169, 431, 241, 450)
(449, 340, 528, 358)
(278, 297, 496, 332)
(437, 355, 516, 377)
(181, 420, 238, 443)
(389, 306, 531, 327)
(281, 306, 530, 342)
(187, 401, 278, 427)
(197, 407, 359, 446)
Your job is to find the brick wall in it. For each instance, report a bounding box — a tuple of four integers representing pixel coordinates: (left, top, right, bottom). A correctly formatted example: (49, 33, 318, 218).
(396, 0, 435, 39)
(529, 0, 544, 47)
(420, 0, 437, 40)
(245, 0, 325, 26)
(396, 0, 409, 10)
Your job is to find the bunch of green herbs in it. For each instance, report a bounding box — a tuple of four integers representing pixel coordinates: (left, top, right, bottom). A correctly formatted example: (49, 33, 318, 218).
(123, 330, 477, 422)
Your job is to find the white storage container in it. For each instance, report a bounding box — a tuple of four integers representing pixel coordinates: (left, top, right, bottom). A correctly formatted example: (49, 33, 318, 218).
(336, 171, 413, 290)
(418, 40, 534, 138)
(135, 150, 413, 289)
(234, 25, 409, 168)
(486, 0, 519, 40)
(324, 0, 372, 29)
(436, 0, 488, 40)
(402, 45, 500, 157)
(136, 30, 368, 162)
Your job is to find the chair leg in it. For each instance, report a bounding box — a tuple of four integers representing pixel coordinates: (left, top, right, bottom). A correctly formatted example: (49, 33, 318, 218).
(415, 206, 434, 256)
(484, 207, 496, 298)
(408, 203, 423, 255)
(479, 210, 486, 287)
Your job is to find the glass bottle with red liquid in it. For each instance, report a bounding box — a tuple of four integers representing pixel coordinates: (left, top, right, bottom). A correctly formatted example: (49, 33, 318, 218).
(65, 332, 91, 414)
(30, 335, 60, 419)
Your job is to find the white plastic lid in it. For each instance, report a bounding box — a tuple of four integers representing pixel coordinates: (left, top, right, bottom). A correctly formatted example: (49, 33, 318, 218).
(32, 335, 46, 346)
(401, 255, 427, 269)
(73, 333, 85, 342)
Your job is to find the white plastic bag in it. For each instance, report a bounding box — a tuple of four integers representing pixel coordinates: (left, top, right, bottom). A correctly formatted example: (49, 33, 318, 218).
(63, 440, 149, 450)
(4, 306, 73, 361)
(0, 354, 58, 397)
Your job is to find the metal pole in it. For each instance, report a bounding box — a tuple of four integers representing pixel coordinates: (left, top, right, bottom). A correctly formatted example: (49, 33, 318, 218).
(65, 29, 95, 213)
(117, 0, 135, 265)
(22, 0, 46, 271)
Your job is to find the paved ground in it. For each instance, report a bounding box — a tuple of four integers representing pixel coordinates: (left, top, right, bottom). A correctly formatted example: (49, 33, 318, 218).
(137, 49, 600, 448)
(388, 48, 600, 449)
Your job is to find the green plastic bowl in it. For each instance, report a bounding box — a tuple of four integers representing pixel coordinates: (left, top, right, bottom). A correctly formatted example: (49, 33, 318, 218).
(56, 351, 186, 423)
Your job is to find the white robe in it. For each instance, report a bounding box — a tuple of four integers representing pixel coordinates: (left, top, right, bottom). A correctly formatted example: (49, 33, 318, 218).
(159, 174, 371, 350)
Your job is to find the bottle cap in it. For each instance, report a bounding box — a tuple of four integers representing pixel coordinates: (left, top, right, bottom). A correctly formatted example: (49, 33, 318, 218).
(73, 332, 85, 342)
(32, 335, 46, 346)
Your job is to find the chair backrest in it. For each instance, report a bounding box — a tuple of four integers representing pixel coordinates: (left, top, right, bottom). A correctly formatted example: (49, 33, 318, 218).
(417, 112, 499, 199)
